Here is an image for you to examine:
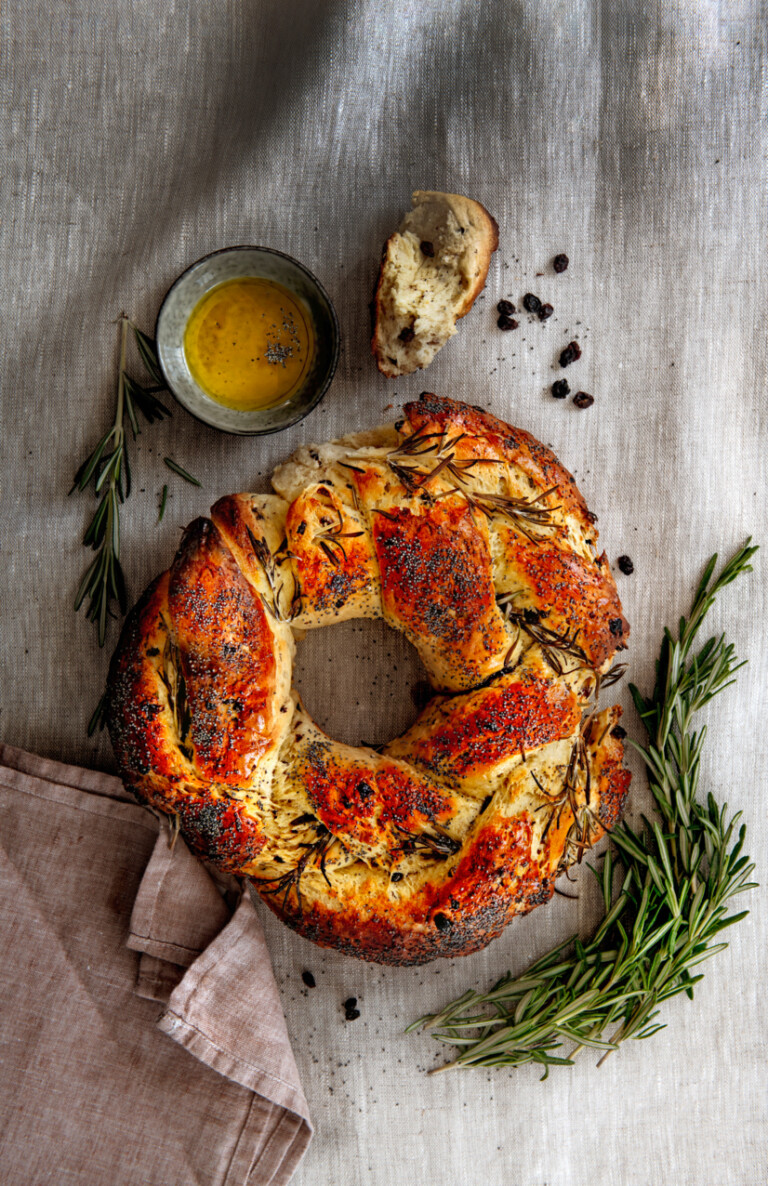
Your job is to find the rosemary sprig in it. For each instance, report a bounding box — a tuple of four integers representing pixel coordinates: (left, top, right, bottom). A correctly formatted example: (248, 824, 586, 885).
(255, 821, 334, 914)
(386, 429, 559, 543)
(504, 609, 588, 676)
(408, 541, 758, 1074)
(312, 503, 364, 566)
(72, 317, 171, 644)
(245, 528, 302, 622)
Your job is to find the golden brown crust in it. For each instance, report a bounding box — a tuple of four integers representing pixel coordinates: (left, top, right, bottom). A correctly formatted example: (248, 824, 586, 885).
(403, 392, 593, 532)
(108, 571, 183, 787)
(168, 518, 280, 785)
(285, 482, 380, 624)
(385, 664, 583, 789)
(106, 571, 270, 874)
(493, 530, 628, 670)
(261, 812, 553, 965)
(369, 496, 509, 691)
(107, 395, 631, 965)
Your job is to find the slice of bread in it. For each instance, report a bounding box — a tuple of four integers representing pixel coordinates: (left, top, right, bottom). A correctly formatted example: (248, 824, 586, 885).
(372, 190, 498, 378)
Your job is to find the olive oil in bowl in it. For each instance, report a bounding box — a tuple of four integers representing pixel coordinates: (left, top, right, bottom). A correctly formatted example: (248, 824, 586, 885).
(184, 277, 315, 411)
(156, 246, 339, 436)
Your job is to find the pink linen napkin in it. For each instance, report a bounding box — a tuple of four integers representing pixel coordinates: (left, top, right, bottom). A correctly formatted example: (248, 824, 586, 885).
(0, 743, 311, 1186)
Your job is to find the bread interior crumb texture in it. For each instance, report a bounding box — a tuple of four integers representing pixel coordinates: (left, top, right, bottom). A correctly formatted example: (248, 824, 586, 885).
(373, 190, 497, 377)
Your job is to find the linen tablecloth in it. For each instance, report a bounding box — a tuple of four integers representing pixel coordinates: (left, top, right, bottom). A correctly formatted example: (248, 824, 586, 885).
(2, 2, 767, 1183)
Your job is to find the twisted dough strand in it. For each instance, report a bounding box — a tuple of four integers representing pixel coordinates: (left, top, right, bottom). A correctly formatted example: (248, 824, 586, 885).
(108, 394, 630, 965)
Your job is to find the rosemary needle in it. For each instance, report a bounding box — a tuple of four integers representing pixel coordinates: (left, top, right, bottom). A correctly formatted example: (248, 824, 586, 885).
(408, 541, 758, 1075)
(73, 317, 171, 646)
(163, 457, 202, 487)
(87, 692, 108, 737)
(158, 484, 168, 523)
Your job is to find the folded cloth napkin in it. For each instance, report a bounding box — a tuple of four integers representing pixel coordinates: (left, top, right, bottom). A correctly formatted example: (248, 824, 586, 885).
(0, 743, 312, 1186)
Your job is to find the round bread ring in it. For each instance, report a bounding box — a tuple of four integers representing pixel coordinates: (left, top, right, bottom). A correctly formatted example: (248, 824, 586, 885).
(107, 394, 631, 965)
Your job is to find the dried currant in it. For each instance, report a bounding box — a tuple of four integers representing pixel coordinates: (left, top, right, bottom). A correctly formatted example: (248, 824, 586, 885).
(618, 555, 634, 575)
(538, 303, 554, 321)
(497, 315, 518, 331)
(522, 293, 542, 314)
(553, 254, 569, 273)
(573, 391, 594, 409)
(497, 299, 516, 316)
(559, 341, 582, 367)
(552, 380, 570, 399)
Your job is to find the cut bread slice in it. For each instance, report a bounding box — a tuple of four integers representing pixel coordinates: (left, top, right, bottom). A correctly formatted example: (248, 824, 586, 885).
(372, 190, 498, 378)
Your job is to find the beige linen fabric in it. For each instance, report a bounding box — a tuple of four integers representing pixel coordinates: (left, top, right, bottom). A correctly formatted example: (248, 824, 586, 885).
(0, 744, 311, 1186)
(2, 2, 767, 1184)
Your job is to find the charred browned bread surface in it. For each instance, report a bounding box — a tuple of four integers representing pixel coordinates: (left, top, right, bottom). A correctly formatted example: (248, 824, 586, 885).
(107, 394, 631, 965)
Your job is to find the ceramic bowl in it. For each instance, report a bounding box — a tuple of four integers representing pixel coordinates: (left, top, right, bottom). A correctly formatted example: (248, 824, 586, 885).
(155, 246, 339, 435)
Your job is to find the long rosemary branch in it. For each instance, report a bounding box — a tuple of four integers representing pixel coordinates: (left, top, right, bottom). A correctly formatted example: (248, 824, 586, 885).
(72, 317, 171, 645)
(407, 541, 758, 1075)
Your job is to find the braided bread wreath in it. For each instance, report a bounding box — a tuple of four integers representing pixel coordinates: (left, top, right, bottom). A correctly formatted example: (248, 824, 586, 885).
(107, 393, 631, 966)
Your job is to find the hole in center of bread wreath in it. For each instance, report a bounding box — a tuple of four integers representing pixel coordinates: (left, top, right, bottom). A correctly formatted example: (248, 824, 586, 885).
(292, 618, 428, 748)
(106, 393, 632, 965)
